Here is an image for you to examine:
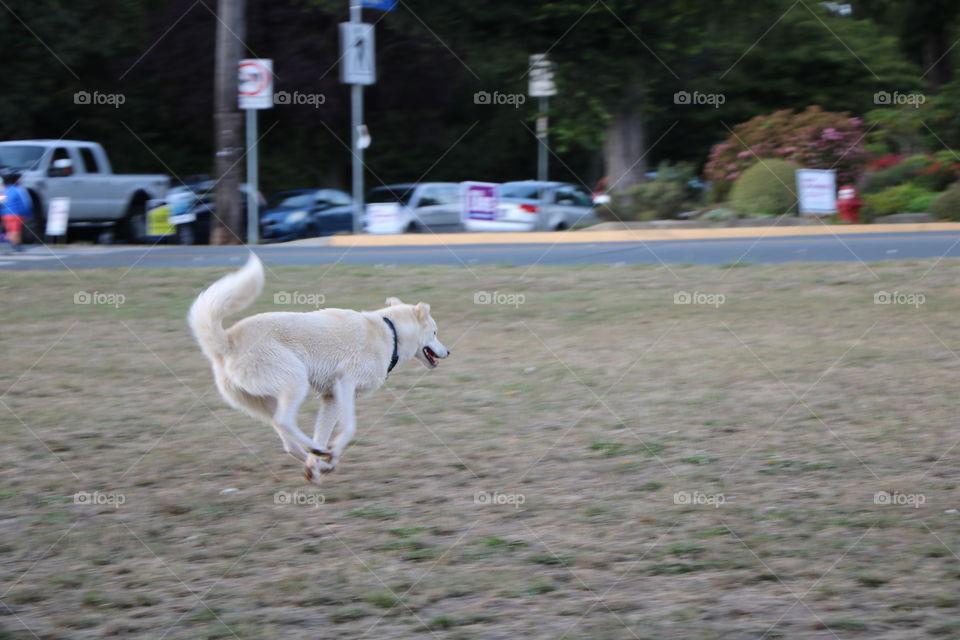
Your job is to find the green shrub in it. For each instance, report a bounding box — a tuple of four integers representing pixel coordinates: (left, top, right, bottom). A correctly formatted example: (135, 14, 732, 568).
(862, 152, 960, 194)
(931, 182, 960, 220)
(862, 183, 938, 218)
(610, 162, 702, 221)
(729, 160, 799, 216)
(862, 155, 931, 194)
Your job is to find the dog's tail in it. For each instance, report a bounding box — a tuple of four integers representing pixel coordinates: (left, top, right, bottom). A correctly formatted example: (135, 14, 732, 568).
(188, 253, 264, 362)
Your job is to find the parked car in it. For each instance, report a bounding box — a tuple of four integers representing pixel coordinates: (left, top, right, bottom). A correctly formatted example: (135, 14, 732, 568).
(0, 140, 169, 243)
(491, 181, 598, 231)
(260, 189, 354, 242)
(364, 182, 462, 233)
(172, 180, 265, 245)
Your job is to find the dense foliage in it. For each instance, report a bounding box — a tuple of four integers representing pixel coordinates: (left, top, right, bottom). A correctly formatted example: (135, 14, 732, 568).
(705, 108, 869, 199)
(0, 0, 955, 202)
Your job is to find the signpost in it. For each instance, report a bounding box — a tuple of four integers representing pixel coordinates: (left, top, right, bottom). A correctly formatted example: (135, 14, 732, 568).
(238, 58, 273, 244)
(796, 169, 837, 216)
(341, 7, 379, 235)
(529, 54, 557, 185)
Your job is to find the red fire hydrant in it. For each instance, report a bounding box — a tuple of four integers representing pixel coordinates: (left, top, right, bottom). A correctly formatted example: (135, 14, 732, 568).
(837, 185, 862, 224)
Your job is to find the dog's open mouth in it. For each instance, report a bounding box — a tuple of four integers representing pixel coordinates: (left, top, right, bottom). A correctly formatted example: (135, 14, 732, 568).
(423, 346, 439, 367)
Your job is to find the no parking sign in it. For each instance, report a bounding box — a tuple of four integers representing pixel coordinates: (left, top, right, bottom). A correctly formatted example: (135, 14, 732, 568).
(238, 59, 274, 109)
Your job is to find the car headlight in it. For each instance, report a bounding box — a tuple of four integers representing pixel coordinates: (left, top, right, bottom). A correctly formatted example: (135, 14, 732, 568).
(285, 210, 308, 224)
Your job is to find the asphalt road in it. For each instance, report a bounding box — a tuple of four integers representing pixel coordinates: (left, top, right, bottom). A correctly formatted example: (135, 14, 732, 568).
(2, 231, 960, 270)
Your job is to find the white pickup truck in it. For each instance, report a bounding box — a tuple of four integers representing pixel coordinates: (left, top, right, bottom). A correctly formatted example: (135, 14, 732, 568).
(0, 140, 169, 243)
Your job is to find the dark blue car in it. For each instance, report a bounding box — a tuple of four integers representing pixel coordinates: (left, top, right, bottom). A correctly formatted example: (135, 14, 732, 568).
(260, 189, 354, 242)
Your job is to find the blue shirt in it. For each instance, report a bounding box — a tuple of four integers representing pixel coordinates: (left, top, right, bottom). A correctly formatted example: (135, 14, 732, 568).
(3, 184, 33, 219)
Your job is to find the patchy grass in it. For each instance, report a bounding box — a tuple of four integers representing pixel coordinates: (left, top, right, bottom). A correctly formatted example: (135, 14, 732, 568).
(1, 259, 960, 638)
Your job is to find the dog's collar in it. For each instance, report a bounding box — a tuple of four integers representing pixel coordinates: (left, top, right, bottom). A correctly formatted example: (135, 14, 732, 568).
(382, 317, 399, 374)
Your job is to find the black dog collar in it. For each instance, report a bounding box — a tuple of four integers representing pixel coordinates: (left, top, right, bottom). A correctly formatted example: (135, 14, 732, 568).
(382, 317, 399, 374)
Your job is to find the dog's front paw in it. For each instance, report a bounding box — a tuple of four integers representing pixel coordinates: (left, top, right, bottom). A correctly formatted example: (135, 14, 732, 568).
(304, 455, 335, 484)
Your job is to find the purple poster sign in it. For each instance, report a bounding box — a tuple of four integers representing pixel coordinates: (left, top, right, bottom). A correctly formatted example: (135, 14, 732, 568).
(462, 182, 498, 221)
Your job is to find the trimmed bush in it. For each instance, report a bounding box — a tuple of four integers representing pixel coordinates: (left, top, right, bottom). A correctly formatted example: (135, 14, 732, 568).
(931, 183, 960, 221)
(729, 160, 799, 216)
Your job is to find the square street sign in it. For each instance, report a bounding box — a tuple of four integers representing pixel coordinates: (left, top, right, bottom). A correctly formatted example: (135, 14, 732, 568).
(340, 23, 376, 85)
(529, 53, 557, 97)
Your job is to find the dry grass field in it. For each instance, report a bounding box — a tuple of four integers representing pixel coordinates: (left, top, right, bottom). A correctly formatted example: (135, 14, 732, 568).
(2, 257, 960, 639)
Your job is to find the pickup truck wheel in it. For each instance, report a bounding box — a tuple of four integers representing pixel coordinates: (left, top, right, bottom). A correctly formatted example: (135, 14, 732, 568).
(97, 229, 116, 245)
(124, 200, 148, 244)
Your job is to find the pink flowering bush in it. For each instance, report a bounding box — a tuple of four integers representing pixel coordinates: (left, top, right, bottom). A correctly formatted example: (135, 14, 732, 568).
(705, 107, 870, 200)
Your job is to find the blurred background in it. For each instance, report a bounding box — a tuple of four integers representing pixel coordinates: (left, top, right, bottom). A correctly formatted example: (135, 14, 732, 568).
(1, 0, 957, 200)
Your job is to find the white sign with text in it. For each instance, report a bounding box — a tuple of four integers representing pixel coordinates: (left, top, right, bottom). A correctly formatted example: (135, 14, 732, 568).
(796, 169, 837, 214)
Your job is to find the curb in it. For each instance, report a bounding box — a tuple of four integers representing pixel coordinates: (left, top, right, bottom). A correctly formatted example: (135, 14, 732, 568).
(291, 223, 960, 248)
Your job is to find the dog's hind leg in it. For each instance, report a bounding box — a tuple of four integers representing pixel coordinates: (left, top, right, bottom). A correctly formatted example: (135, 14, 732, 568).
(311, 393, 339, 449)
(272, 380, 333, 463)
(305, 394, 340, 481)
(328, 378, 358, 469)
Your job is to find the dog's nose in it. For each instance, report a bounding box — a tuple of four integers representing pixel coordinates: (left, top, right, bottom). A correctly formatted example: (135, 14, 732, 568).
(445, 349, 452, 357)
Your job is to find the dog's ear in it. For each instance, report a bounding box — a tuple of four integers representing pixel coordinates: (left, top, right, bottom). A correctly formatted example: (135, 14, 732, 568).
(385, 297, 403, 307)
(414, 302, 431, 320)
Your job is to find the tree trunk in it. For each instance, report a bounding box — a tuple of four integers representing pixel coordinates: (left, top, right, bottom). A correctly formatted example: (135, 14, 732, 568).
(212, 0, 245, 245)
(603, 75, 647, 196)
(921, 31, 952, 88)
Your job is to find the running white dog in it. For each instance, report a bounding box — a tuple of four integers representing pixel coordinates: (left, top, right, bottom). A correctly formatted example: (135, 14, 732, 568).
(188, 254, 450, 482)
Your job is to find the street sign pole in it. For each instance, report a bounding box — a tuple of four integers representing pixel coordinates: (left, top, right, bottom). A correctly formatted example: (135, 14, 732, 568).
(529, 54, 556, 189)
(350, 2, 364, 234)
(537, 97, 549, 183)
(342, 5, 381, 233)
(245, 107, 258, 244)
(238, 58, 272, 245)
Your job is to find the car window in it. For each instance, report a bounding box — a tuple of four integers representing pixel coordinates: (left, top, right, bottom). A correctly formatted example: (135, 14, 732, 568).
(554, 186, 576, 205)
(368, 186, 414, 206)
(439, 185, 460, 205)
(500, 183, 541, 199)
(327, 190, 352, 206)
(570, 186, 593, 207)
(416, 186, 439, 207)
(50, 148, 72, 177)
(268, 193, 314, 209)
(79, 147, 100, 173)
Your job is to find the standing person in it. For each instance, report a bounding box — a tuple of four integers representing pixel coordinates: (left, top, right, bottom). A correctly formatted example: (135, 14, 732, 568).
(0, 180, 6, 247)
(2, 171, 33, 252)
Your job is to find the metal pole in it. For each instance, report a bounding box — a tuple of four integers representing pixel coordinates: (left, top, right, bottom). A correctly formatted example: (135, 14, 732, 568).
(350, 2, 364, 234)
(245, 107, 258, 244)
(537, 96, 549, 183)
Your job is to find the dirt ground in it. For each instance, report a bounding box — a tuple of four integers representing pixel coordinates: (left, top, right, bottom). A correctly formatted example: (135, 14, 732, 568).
(2, 256, 960, 639)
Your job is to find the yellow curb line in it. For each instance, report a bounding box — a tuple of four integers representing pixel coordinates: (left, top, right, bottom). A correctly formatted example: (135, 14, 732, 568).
(323, 223, 960, 247)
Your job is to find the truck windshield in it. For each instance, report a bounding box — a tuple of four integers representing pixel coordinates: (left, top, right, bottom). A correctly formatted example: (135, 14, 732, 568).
(0, 145, 44, 170)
